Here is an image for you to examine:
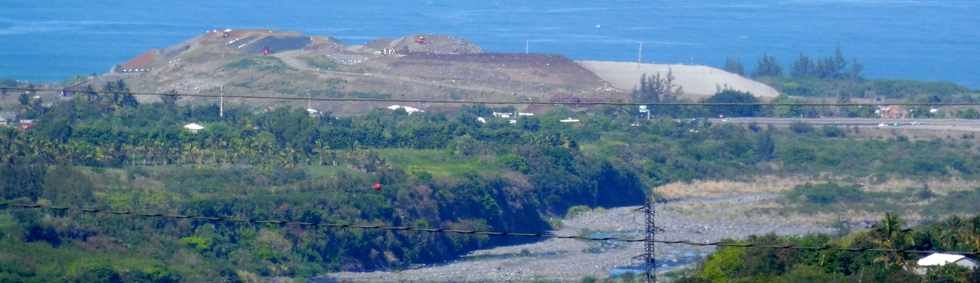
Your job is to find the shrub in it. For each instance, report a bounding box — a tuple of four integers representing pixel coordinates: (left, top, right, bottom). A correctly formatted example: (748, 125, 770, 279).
(498, 154, 530, 173)
(65, 260, 122, 283)
(786, 183, 865, 205)
(179, 236, 211, 253)
(223, 57, 288, 72)
(790, 121, 814, 134)
(821, 125, 845, 138)
(565, 205, 591, 219)
(704, 90, 761, 117)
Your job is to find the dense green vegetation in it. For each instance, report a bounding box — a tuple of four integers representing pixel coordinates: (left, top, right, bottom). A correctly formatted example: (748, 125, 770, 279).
(724, 49, 979, 108)
(783, 182, 980, 219)
(3, 83, 980, 281)
(676, 214, 980, 283)
(0, 87, 650, 281)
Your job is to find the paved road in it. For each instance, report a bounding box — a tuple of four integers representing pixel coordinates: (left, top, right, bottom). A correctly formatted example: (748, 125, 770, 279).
(708, 118, 980, 132)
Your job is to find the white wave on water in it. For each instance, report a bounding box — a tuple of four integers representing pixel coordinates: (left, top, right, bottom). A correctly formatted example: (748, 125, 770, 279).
(779, 0, 974, 8)
(543, 7, 612, 14)
(0, 22, 82, 35)
(0, 19, 202, 36)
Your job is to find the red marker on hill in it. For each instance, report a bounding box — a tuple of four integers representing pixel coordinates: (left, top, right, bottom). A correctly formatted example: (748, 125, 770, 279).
(372, 182, 382, 192)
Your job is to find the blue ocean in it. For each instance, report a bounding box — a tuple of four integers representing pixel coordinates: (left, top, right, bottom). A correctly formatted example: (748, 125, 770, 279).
(0, 0, 977, 88)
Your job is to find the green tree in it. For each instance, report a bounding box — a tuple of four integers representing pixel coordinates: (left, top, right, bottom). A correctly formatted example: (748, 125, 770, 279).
(813, 48, 848, 79)
(633, 71, 676, 104)
(957, 109, 980, 119)
(871, 213, 911, 267)
(791, 53, 814, 78)
(18, 93, 30, 106)
(756, 130, 775, 161)
(753, 54, 783, 78)
(704, 90, 761, 117)
(724, 57, 745, 76)
(161, 89, 180, 109)
(846, 58, 863, 81)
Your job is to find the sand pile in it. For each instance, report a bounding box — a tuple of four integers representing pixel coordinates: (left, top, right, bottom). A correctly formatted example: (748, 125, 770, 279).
(578, 61, 780, 100)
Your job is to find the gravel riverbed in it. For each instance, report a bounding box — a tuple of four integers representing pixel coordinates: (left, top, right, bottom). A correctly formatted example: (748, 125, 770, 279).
(322, 193, 833, 282)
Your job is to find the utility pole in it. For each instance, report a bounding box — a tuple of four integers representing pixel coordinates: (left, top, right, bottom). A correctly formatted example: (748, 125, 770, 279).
(219, 85, 224, 118)
(638, 42, 644, 66)
(643, 195, 657, 283)
(307, 91, 312, 110)
(523, 40, 529, 95)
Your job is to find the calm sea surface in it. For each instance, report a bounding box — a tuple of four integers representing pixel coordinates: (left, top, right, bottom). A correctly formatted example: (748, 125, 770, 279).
(0, 0, 977, 87)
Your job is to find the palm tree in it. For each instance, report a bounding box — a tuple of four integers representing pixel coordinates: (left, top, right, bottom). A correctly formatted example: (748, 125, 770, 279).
(872, 213, 912, 268)
(971, 216, 980, 254)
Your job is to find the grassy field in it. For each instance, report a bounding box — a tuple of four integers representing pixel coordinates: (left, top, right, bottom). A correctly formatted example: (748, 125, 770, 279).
(223, 56, 291, 73)
(376, 149, 503, 179)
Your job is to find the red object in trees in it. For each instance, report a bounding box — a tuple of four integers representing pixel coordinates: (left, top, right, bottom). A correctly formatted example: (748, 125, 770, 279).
(415, 35, 426, 44)
(372, 182, 382, 191)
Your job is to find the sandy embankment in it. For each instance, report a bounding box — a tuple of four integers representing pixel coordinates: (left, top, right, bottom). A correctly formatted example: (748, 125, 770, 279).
(578, 61, 780, 100)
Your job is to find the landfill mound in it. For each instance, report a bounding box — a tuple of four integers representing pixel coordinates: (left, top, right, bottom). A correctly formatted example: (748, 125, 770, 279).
(86, 29, 617, 115)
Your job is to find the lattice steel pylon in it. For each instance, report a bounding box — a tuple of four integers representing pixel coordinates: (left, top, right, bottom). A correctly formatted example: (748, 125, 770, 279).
(643, 195, 657, 283)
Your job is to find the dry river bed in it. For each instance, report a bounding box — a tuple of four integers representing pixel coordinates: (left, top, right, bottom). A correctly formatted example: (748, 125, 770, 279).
(320, 194, 834, 282)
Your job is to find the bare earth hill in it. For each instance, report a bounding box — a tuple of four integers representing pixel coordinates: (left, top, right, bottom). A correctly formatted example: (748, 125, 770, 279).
(83, 29, 777, 114)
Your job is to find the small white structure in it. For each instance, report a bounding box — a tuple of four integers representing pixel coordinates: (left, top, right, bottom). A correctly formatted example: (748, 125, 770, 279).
(183, 123, 205, 134)
(306, 108, 320, 117)
(386, 105, 424, 115)
(509, 119, 517, 124)
(930, 108, 940, 114)
(914, 253, 978, 275)
(476, 117, 487, 124)
(518, 112, 535, 117)
(492, 112, 513, 119)
(560, 118, 581, 123)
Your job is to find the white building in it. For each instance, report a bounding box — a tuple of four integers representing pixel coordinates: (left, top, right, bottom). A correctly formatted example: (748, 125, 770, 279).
(306, 108, 320, 117)
(183, 123, 205, 134)
(492, 112, 512, 119)
(914, 253, 978, 275)
(560, 118, 581, 123)
(386, 105, 424, 115)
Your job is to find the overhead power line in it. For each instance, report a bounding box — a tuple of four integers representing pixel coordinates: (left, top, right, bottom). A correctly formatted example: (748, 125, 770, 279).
(2, 200, 977, 256)
(3, 87, 978, 107)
